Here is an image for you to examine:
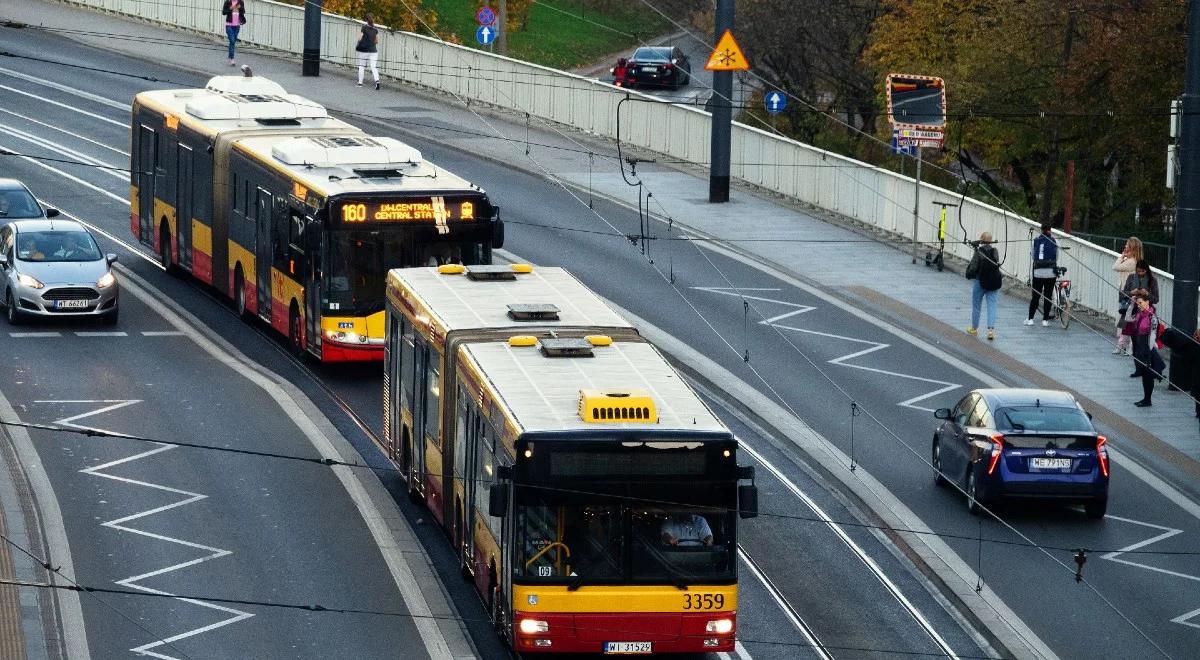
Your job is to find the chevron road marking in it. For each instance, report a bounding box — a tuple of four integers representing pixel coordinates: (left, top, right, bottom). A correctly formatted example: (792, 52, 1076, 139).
(37, 399, 254, 660)
(1101, 515, 1200, 630)
(695, 287, 960, 411)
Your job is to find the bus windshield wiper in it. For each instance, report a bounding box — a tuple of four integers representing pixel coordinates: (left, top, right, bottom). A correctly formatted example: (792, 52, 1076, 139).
(567, 574, 585, 591)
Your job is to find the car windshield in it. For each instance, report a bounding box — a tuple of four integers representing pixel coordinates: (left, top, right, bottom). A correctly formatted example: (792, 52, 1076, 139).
(995, 406, 1092, 433)
(632, 48, 671, 62)
(0, 189, 43, 219)
(516, 484, 734, 584)
(16, 230, 102, 262)
(325, 231, 487, 315)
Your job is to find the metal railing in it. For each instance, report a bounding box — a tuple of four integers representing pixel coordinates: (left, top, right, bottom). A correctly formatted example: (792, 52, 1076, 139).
(1069, 231, 1175, 274)
(64, 0, 1190, 324)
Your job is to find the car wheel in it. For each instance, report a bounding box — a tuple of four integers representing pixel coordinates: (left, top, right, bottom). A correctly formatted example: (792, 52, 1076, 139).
(932, 438, 949, 487)
(966, 469, 984, 516)
(1085, 497, 1107, 519)
(5, 290, 23, 326)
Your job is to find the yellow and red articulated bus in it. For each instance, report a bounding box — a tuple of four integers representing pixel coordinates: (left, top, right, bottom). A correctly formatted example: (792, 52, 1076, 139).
(131, 75, 500, 361)
(384, 265, 758, 654)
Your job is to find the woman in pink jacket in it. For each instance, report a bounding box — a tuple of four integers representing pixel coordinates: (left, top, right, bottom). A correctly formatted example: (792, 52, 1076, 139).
(1112, 237, 1142, 355)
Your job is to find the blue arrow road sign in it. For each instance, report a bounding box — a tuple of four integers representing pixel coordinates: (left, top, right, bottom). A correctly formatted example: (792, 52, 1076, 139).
(476, 25, 497, 45)
(891, 129, 916, 156)
(476, 6, 496, 26)
(764, 91, 787, 114)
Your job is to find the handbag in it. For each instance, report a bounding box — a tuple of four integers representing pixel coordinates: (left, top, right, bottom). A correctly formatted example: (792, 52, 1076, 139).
(965, 250, 980, 280)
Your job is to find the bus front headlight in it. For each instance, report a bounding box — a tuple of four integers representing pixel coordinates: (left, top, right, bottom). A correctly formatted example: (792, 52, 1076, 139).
(706, 618, 734, 634)
(518, 619, 549, 634)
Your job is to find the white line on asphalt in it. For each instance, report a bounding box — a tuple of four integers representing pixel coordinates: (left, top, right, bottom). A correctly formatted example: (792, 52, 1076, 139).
(75, 331, 127, 337)
(141, 331, 185, 336)
(695, 287, 961, 411)
(1171, 605, 1200, 630)
(0, 106, 129, 155)
(1101, 515, 1200, 630)
(0, 82, 126, 127)
(0, 122, 126, 180)
(738, 547, 832, 660)
(8, 332, 61, 337)
(0, 65, 132, 111)
(44, 398, 254, 659)
(738, 441, 960, 659)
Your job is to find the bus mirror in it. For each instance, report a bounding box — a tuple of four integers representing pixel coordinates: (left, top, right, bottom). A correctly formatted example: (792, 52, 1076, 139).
(496, 464, 513, 480)
(736, 465, 755, 481)
(492, 217, 505, 249)
(738, 484, 758, 519)
(303, 221, 321, 250)
(488, 484, 508, 517)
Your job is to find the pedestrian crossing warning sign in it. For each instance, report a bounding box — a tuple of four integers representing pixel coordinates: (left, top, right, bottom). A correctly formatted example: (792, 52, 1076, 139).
(704, 30, 749, 72)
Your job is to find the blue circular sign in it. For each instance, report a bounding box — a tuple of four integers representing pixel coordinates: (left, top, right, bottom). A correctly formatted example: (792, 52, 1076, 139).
(764, 90, 787, 114)
(476, 24, 498, 45)
(476, 6, 497, 26)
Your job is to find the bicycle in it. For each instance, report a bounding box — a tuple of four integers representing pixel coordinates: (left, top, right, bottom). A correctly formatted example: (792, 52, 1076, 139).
(1053, 265, 1072, 329)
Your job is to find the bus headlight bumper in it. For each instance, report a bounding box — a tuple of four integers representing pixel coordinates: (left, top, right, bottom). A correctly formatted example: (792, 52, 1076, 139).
(706, 618, 734, 634)
(519, 618, 549, 634)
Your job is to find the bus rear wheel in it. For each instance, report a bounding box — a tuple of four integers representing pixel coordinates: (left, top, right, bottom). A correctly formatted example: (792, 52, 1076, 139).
(289, 306, 305, 358)
(159, 226, 176, 275)
(234, 269, 249, 319)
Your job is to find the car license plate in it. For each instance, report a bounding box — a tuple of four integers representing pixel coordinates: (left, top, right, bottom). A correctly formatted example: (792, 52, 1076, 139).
(644, 66, 658, 73)
(605, 642, 652, 654)
(55, 300, 89, 309)
(1031, 457, 1071, 469)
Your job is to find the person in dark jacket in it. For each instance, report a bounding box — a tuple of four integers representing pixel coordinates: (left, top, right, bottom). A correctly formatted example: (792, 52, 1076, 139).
(1121, 259, 1159, 307)
(968, 232, 1003, 341)
(1130, 294, 1165, 407)
(356, 13, 380, 89)
(222, 0, 247, 66)
(1026, 222, 1058, 327)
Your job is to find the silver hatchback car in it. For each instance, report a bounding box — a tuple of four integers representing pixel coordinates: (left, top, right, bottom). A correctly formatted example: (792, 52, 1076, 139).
(0, 218, 119, 325)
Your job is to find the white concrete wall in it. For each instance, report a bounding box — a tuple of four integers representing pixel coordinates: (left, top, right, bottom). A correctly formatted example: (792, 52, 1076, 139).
(71, 0, 1177, 323)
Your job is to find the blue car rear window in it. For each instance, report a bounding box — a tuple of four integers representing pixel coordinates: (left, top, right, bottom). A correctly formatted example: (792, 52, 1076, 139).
(995, 406, 1092, 433)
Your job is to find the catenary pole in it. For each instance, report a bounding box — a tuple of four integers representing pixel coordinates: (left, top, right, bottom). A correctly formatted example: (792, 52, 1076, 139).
(1171, 0, 1200, 387)
(302, 0, 322, 76)
(709, 0, 734, 202)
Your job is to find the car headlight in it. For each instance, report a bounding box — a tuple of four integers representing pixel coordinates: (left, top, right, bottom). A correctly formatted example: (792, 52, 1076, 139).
(17, 274, 44, 290)
(96, 272, 117, 289)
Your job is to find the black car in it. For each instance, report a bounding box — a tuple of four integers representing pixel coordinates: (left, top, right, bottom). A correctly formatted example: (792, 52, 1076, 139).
(932, 388, 1110, 518)
(626, 46, 691, 89)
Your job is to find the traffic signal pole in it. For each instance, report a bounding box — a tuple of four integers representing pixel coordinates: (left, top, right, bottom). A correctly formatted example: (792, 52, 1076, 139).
(1170, 0, 1200, 388)
(302, 0, 322, 76)
(709, 0, 734, 202)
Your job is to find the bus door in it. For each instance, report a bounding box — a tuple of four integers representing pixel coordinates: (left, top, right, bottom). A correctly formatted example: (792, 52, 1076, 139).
(175, 144, 193, 269)
(137, 125, 157, 244)
(255, 188, 272, 318)
(411, 337, 429, 497)
(294, 211, 319, 348)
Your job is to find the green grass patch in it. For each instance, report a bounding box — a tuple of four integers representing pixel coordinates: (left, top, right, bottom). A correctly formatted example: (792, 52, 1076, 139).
(422, 0, 672, 69)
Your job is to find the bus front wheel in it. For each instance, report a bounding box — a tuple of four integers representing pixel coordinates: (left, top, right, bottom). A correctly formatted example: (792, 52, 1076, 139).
(234, 268, 249, 319)
(289, 306, 304, 358)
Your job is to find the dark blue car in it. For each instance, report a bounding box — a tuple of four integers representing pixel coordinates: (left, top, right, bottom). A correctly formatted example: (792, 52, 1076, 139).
(932, 389, 1110, 518)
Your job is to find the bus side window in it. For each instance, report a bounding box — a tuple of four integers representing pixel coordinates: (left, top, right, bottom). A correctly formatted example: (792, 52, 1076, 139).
(454, 385, 469, 481)
(425, 347, 443, 449)
(476, 420, 500, 538)
(231, 173, 239, 215)
(400, 317, 414, 414)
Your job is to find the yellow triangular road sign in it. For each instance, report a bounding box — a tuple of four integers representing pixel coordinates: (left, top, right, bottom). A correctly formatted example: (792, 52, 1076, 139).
(705, 29, 749, 72)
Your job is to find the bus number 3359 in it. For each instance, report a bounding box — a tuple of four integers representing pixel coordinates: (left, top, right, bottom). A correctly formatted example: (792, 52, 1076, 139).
(683, 593, 725, 610)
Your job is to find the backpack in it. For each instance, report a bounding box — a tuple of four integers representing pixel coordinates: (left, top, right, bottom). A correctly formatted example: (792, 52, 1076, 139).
(965, 249, 980, 280)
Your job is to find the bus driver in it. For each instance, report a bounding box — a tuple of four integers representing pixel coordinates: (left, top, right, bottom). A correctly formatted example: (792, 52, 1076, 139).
(660, 511, 713, 547)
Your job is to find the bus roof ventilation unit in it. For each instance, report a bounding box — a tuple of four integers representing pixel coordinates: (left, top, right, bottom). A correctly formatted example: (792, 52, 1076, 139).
(352, 168, 405, 179)
(255, 118, 302, 126)
(272, 135, 423, 167)
(578, 389, 658, 423)
(465, 265, 517, 281)
(189, 76, 329, 121)
(507, 303, 560, 321)
(538, 338, 594, 358)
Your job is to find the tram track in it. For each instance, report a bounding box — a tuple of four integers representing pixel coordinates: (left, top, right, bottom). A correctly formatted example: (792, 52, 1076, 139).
(738, 546, 833, 660)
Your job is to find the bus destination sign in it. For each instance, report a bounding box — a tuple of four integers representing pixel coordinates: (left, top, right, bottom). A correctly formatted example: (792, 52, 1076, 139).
(337, 196, 480, 225)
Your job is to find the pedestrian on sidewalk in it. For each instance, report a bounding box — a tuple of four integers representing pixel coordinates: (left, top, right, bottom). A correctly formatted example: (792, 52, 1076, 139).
(966, 232, 1002, 341)
(1121, 259, 1159, 309)
(1130, 293, 1165, 407)
(222, 0, 247, 66)
(1111, 237, 1142, 355)
(1025, 222, 1058, 327)
(356, 14, 380, 90)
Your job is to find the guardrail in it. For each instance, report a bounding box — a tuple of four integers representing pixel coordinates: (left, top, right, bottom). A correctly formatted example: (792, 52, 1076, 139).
(66, 0, 1181, 324)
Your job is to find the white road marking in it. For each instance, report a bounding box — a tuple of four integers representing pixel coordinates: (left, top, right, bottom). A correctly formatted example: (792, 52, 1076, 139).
(1102, 515, 1200, 630)
(41, 399, 255, 659)
(74, 331, 127, 337)
(0, 82, 126, 127)
(141, 331, 185, 336)
(0, 65, 132, 111)
(9, 332, 61, 337)
(695, 287, 960, 411)
(739, 441, 961, 659)
(0, 105, 129, 155)
(0, 122, 126, 180)
(1171, 606, 1200, 630)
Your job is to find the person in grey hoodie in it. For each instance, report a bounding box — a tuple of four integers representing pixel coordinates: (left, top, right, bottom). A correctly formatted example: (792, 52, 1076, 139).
(1026, 223, 1058, 327)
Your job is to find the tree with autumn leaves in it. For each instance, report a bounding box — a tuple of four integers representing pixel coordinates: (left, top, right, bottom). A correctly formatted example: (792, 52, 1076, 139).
(738, 0, 1186, 235)
(276, 0, 438, 34)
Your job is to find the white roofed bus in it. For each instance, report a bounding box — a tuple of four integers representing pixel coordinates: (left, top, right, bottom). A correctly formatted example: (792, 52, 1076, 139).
(383, 264, 759, 654)
(130, 75, 502, 361)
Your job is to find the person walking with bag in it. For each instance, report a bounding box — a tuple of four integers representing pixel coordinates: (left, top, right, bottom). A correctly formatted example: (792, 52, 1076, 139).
(1025, 223, 1058, 327)
(966, 232, 1002, 341)
(356, 14, 380, 90)
(1129, 294, 1166, 407)
(1111, 237, 1142, 354)
(222, 0, 247, 66)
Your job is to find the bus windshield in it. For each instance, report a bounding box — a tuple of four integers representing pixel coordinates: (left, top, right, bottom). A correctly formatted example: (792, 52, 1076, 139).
(325, 231, 488, 315)
(516, 483, 735, 584)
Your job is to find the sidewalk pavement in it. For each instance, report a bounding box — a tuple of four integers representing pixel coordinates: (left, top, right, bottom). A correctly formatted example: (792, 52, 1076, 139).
(7, 0, 1199, 475)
